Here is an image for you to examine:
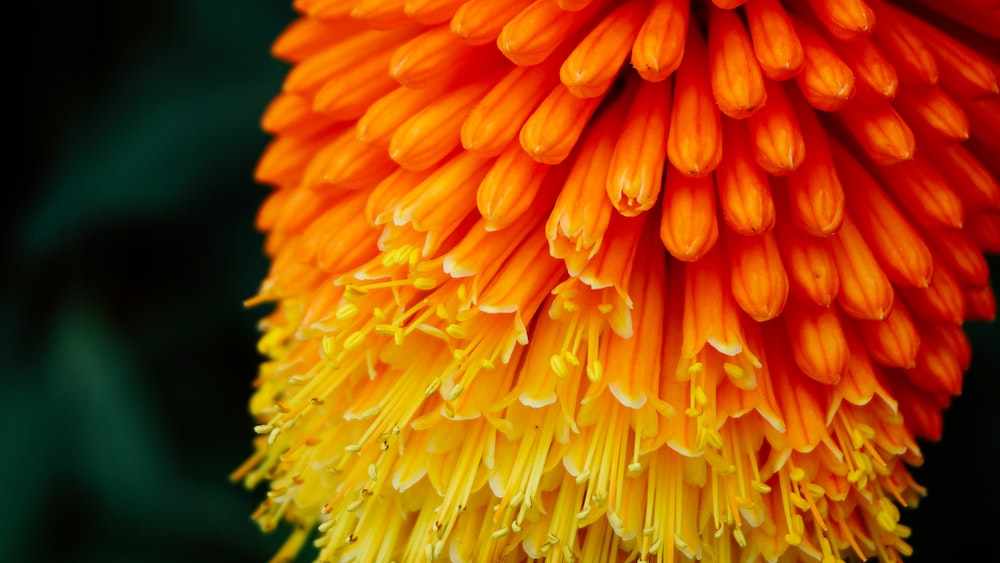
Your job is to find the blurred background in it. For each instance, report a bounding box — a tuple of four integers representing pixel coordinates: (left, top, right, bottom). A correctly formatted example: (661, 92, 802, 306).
(2, 1, 997, 562)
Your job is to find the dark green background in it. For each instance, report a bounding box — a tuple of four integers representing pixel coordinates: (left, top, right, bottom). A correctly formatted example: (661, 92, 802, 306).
(3, 2, 997, 561)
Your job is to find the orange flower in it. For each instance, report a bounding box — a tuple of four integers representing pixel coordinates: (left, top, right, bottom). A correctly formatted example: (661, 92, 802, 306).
(238, 1, 1000, 561)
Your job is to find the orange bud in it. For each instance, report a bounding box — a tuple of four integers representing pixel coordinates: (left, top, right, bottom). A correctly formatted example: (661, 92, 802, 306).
(867, 0, 938, 87)
(804, 0, 875, 41)
(716, 117, 776, 234)
(791, 16, 856, 111)
(893, 87, 970, 144)
(785, 91, 845, 236)
(667, 24, 723, 176)
(520, 83, 604, 164)
(631, 0, 689, 82)
(775, 211, 840, 308)
(451, 0, 533, 45)
(855, 301, 920, 369)
(390, 76, 497, 170)
(926, 230, 990, 288)
(744, 0, 804, 80)
(498, 0, 596, 66)
(477, 142, 550, 231)
(832, 142, 932, 288)
(828, 214, 894, 321)
(660, 163, 719, 262)
(835, 38, 897, 104)
(404, 0, 466, 25)
(923, 142, 1000, 212)
(463, 60, 560, 157)
(900, 267, 966, 325)
(746, 81, 805, 175)
(834, 101, 915, 165)
(708, 4, 767, 118)
(965, 211, 1000, 254)
(728, 230, 789, 321)
(874, 154, 965, 230)
(561, 1, 648, 98)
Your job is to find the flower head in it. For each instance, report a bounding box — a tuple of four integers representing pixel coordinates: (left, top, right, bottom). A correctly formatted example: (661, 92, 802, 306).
(238, 1, 1000, 561)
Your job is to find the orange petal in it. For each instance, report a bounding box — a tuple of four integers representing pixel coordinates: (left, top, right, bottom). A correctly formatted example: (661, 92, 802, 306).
(659, 163, 719, 262)
(965, 211, 1000, 254)
(357, 84, 451, 147)
(313, 53, 400, 120)
(927, 230, 990, 288)
(831, 142, 932, 287)
(828, 214, 895, 320)
(682, 245, 746, 357)
(272, 16, 357, 63)
(263, 93, 339, 137)
(284, 27, 411, 95)
(745, 81, 805, 175)
(892, 86, 970, 144)
(404, 0, 467, 25)
(604, 232, 666, 410)
(904, 324, 965, 396)
(782, 299, 848, 385)
(892, 3, 1000, 98)
(873, 154, 965, 230)
(390, 76, 497, 170)
(323, 132, 398, 189)
(804, 0, 875, 41)
(560, 1, 648, 98)
(707, 4, 767, 119)
(462, 59, 560, 157)
(497, 0, 597, 66)
(867, 0, 938, 87)
(784, 90, 845, 236)
(774, 194, 840, 308)
(922, 142, 1000, 212)
(351, 0, 409, 29)
(606, 78, 671, 216)
(728, 230, 789, 321)
(899, 267, 966, 325)
(391, 24, 495, 87)
(835, 101, 914, 165)
(966, 97, 1000, 151)
(744, 0, 804, 80)
(791, 16, 856, 111)
(451, 0, 534, 45)
(520, 83, 604, 164)
(667, 24, 723, 176)
(834, 37, 898, 104)
(630, 0, 689, 82)
(716, 117, 776, 235)
(764, 322, 831, 452)
(255, 134, 334, 189)
(477, 142, 551, 231)
(888, 376, 943, 441)
(546, 103, 622, 275)
(855, 300, 920, 369)
(965, 284, 997, 322)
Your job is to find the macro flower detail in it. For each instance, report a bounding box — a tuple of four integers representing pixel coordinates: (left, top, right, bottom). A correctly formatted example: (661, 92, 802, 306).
(237, 0, 1000, 561)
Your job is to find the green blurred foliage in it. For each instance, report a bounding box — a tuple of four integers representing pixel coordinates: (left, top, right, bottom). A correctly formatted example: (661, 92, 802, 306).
(2, 1, 998, 562)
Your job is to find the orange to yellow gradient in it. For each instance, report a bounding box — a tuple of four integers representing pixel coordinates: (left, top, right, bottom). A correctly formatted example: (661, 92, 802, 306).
(237, 1, 1000, 561)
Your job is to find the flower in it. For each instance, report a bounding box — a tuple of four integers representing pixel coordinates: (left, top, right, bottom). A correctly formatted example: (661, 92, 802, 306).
(236, 1, 1000, 561)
